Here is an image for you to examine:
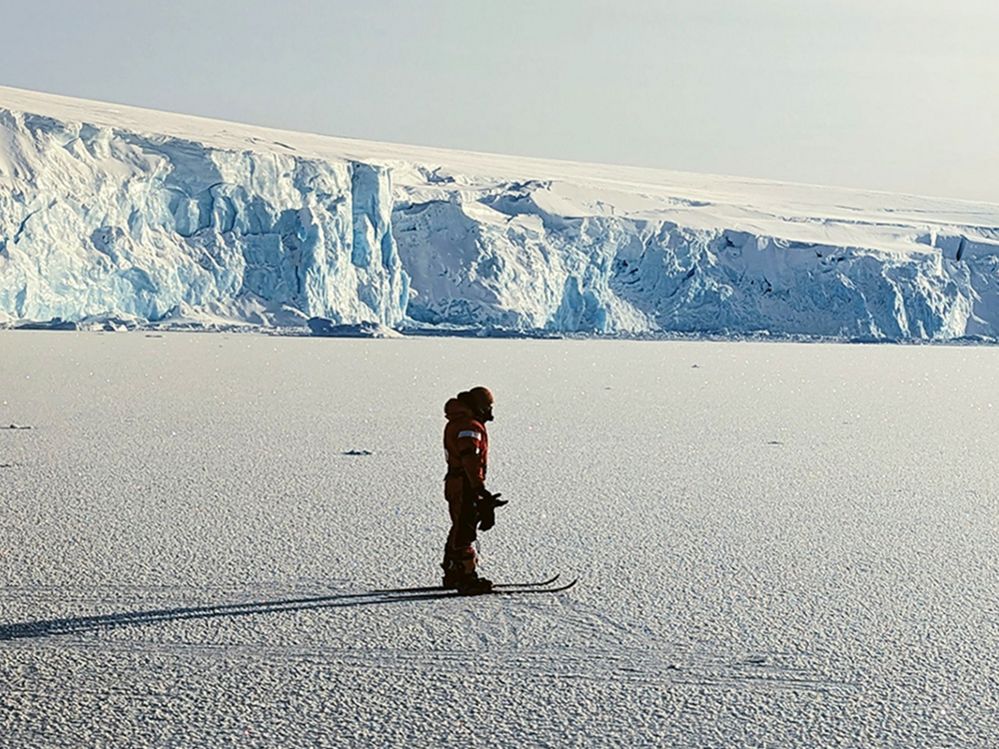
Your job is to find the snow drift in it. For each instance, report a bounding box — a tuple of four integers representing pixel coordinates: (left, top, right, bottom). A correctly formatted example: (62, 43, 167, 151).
(2, 85, 999, 340)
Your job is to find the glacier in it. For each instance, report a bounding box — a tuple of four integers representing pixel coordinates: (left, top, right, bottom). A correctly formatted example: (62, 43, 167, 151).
(2, 85, 999, 340)
(0, 102, 407, 329)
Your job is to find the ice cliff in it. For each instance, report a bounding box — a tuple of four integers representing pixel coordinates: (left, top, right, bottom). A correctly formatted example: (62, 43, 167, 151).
(0, 104, 407, 328)
(397, 191, 999, 340)
(2, 85, 999, 340)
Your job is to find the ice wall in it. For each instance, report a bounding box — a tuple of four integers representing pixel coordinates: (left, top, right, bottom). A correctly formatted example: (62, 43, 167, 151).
(394, 189, 999, 340)
(0, 109, 408, 327)
(3, 90, 999, 341)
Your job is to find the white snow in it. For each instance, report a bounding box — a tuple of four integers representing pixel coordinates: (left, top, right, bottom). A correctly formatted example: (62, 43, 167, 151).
(2, 331, 998, 746)
(3, 85, 999, 340)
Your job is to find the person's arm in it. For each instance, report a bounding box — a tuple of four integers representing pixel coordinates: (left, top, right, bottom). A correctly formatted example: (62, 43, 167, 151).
(456, 425, 486, 490)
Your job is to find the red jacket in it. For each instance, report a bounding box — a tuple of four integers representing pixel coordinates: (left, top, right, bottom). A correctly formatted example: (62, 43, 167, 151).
(443, 397, 488, 489)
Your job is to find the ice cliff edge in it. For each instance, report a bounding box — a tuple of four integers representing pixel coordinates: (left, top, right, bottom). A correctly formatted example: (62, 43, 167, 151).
(3, 86, 999, 340)
(0, 103, 408, 328)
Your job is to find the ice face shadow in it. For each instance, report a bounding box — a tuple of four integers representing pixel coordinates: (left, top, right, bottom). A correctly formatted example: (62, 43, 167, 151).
(0, 586, 455, 641)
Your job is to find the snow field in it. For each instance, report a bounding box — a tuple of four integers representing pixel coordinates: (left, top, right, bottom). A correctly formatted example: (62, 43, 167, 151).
(1, 331, 998, 746)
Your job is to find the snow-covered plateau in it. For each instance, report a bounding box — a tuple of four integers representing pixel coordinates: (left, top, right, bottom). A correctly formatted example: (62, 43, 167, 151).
(3, 85, 999, 341)
(2, 332, 997, 746)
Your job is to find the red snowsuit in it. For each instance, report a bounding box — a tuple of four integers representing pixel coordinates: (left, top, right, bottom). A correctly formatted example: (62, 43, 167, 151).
(442, 397, 489, 574)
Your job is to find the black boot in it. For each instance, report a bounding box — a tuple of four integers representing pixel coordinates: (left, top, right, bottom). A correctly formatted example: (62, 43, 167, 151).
(455, 571, 493, 596)
(442, 562, 464, 590)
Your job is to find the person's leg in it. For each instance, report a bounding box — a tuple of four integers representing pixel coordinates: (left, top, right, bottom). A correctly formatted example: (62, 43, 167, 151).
(442, 478, 491, 591)
(442, 478, 477, 585)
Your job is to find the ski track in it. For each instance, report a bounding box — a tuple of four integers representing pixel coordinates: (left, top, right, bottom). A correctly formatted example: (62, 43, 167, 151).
(2, 584, 858, 702)
(1, 572, 861, 746)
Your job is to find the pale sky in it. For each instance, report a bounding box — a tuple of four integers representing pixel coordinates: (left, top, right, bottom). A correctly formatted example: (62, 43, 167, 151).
(2, 0, 997, 202)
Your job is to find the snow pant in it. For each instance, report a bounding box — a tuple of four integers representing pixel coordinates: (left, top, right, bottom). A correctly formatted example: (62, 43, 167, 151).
(442, 473, 478, 575)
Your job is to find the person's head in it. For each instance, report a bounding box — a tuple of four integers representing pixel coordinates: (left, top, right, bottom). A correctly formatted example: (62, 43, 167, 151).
(460, 386, 494, 422)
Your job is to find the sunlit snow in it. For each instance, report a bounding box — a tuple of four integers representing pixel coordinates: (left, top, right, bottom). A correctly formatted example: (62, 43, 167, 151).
(1, 332, 997, 746)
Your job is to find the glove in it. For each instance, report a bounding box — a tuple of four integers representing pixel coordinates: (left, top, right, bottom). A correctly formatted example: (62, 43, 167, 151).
(476, 489, 507, 531)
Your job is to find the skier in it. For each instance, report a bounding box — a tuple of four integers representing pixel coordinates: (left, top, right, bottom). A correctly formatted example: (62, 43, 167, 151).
(441, 386, 507, 594)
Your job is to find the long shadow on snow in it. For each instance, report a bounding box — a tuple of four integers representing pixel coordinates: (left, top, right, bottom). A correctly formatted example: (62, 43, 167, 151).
(0, 586, 460, 641)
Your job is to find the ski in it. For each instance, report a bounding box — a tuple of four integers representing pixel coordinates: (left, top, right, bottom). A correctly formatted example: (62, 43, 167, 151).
(375, 578, 578, 601)
(487, 577, 578, 595)
(371, 573, 561, 596)
(496, 573, 561, 589)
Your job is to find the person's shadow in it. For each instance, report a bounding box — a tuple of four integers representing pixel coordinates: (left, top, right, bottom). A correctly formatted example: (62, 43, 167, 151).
(0, 584, 454, 641)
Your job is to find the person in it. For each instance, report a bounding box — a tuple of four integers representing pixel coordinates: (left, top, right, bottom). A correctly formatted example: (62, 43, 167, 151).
(441, 386, 507, 594)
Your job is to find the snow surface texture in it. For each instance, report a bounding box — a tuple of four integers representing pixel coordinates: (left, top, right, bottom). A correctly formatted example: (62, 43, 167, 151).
(2, 333, 998, 746)
(3, 85, 999, 340)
